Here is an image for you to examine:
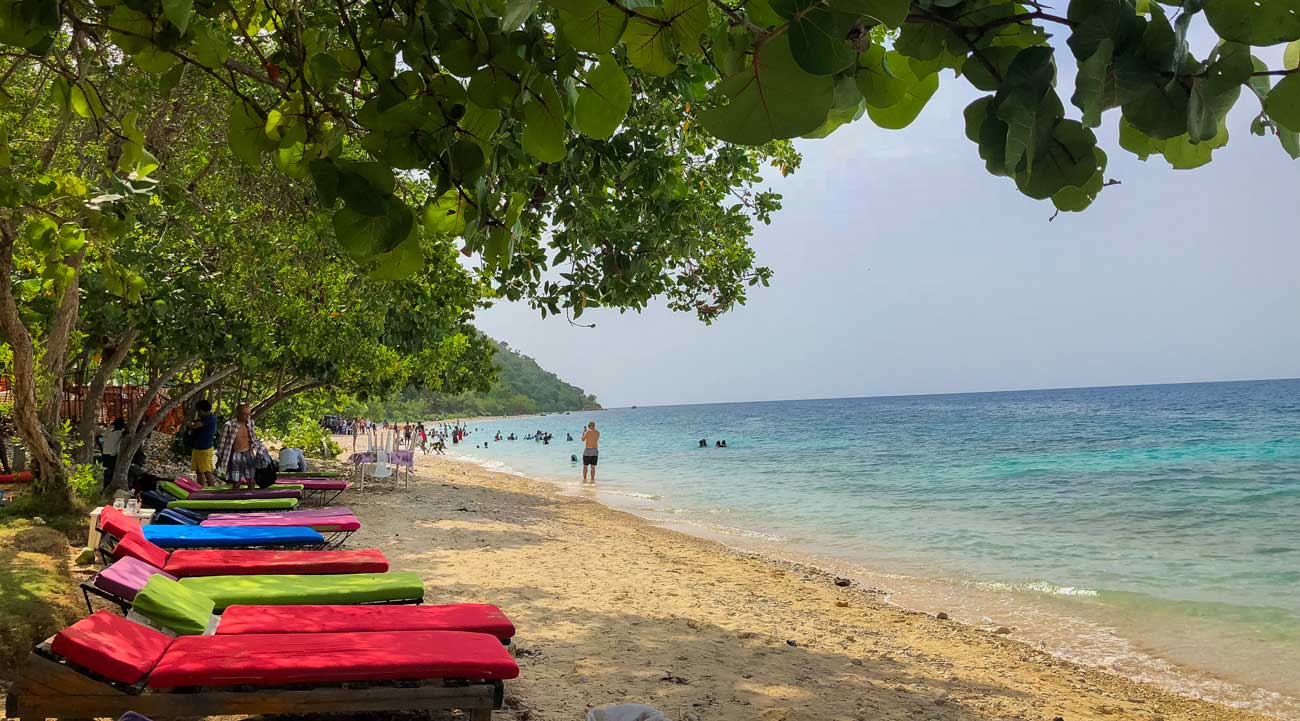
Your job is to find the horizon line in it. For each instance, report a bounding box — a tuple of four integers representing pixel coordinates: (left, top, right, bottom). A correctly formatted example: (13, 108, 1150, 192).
(598, 374, 1300, 411)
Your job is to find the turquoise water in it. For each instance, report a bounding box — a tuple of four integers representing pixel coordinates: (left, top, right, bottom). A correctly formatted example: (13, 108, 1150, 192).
(448, 379, 1300, 716)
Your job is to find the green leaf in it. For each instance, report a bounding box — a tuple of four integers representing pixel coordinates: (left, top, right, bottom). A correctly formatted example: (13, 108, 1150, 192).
(827, 0, 909, 28)
(1285, 40, 1300, 71)
(787, 6, 856, 75)
(1122, 78, 1189, 139)
(162, 0, 193, 34)
(448, 140, 486, 185)
(309, 53, 344, 91)
(894, 22, 945, 62)
(1161, 122, 1228, 169)
(1204, 0, 1300, 46)
(1266, 74, 1300, 132)
(962, 47, 1020, 92)
(522, 78, 567, 162)
(333, 197, 414, 257)
(802, 74, 864, 138)
(1013, 119, 1101, 199)
(865, 70, 938, 129)
(337, 161, 397, 216)
(575, 55, 632, 139)
(1278, 127, 1300, 159)
(424, 192, 471, 236)
(69, 81, 105, 120)
(1072, 38, 1116, 128)
(666, 0, 710, 55)
(227, 100, 274, 167)
(1052, 149, 1108, 212)
(308, 159, 339, 206)
(1118, 116, 1160, 160)
(964, 96, 1010, 176)
(855, 46, 910, 107)
(556, 0, 629, 53)
(369, 232, 424, 281)
(699, 35, 836, 144)
(459, 102, 503, 152)
(623, 11, 677, 76)
(1187, 42, 1249, 142)
(468, 67, 520, 109)
(995, 47, 1062, 172)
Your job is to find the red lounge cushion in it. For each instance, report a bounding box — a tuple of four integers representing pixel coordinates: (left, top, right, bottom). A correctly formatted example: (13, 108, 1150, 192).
(99, 506, 142, 539)
(113, 532, 171, 569)
(217, 603, 515, 641)
(50, 611, 173, 685)
(163, 549, 390, 577)
(173, 476, 203, 492)
(148, 630, 520, 688)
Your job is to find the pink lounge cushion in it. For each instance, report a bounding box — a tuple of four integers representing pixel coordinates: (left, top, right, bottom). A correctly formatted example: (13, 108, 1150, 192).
(173, 476, 203, 493)
(148, 630, 520, 688)
(201, 513, 360, 532)
(216, 603, 515, 641)
(94, 557, 177, 601)
(205, 506, 354, 521)
(163, 548, 390, 577)
(50, 611, 173, 685)
(112, 532, 172, 569)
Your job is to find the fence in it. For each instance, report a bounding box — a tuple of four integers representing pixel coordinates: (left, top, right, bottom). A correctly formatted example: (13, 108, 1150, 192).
(0, 378, 184, 433)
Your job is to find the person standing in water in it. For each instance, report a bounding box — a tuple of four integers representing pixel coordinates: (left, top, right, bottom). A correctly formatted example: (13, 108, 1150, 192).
(581, 421, 600, 483)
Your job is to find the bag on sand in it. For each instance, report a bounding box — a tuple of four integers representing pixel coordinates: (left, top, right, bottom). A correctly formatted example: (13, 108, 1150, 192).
(254, 459, 279, 489)
(585, 704, 668, 721)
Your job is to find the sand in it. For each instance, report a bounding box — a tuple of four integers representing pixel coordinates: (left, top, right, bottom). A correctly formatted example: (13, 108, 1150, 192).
(339, 450, 1271, 721)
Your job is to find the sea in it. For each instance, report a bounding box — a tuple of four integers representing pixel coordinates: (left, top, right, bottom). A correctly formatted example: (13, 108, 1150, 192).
(446, 379, 1300, 719)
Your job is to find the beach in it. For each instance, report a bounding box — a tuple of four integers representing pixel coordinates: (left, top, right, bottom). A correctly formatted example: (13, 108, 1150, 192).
(343, 448, 1272, 721)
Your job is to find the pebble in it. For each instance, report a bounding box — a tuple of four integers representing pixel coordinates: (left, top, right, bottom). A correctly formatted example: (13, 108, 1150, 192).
(786, 639, 798, 647)
(936, 612, 949, 620)
(834, 577, 852, 587)
(836, 601, 850, 608)
(993, 626, 1012, 635)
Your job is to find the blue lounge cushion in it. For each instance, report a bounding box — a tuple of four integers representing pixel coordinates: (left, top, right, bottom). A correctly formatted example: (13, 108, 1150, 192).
(142, 524, 323, 548)
(155, 509, 200, 525)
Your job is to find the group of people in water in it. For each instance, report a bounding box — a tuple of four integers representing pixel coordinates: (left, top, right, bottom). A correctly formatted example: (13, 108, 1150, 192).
(699, 438, 728, 448)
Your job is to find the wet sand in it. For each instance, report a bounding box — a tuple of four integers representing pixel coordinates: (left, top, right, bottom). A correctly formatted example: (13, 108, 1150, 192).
(341, 450, 1271, 721)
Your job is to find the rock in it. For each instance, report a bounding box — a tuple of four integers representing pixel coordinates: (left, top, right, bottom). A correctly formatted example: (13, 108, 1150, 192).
(834, 577, 852, 587)
(686, 619, 701, 630)
(74, 547, 96, 565)
(786, 639, 798, 647)
(993, 626, 1012, 635)
(836, 601, 850, 608)
(32, 516, 45, 526)
(850, 659, 865, 667)
(936, 612, 949, 620)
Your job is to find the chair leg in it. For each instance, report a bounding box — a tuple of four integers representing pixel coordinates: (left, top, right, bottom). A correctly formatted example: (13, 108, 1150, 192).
(467, 709, 493, 721)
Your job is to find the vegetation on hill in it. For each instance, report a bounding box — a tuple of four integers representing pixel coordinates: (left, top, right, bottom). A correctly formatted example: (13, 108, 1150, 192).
(352, 341, 601, 419)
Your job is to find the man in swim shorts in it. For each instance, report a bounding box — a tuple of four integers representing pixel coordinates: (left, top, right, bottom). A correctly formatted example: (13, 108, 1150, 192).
(581, 421, 600, 483)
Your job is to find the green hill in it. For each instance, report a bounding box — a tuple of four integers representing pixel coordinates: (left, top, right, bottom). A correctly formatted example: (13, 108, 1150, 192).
(363, 341, 600, 419)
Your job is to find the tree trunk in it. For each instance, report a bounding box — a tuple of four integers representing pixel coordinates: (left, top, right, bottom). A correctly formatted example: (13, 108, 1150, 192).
(251, 380, 326, 421)
(0, 227, 69, 510)
(37, 248, 87, 428)
(112, 365, 238, 489)
(74, 328, 139, 464)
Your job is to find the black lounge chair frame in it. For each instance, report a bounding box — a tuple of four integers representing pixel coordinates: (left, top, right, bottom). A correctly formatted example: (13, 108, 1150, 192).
(6, 642, 503, 721)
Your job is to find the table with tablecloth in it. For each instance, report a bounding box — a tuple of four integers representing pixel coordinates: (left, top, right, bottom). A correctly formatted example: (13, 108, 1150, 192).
(345, 450, 415, 489)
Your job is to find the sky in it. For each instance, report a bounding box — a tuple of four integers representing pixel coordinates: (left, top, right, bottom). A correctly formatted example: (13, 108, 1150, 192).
(472, 29, 1300, 409)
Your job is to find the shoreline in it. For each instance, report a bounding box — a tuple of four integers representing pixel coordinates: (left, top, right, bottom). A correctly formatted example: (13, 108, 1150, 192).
(338, 444, 1278, 721)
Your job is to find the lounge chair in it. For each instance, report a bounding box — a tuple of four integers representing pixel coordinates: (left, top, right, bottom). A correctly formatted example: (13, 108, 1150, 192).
(109, 528, 383, 577)
(200, 506, 361, 545)
(98, 507, 324, 555)
(160, 479, 301, 501)
(156, 481, 299, 511)
(278, 477, 350, 504)
(5, 611, 516, 721)
(87, 559, 424, 627)
(86, 558, 510, 642)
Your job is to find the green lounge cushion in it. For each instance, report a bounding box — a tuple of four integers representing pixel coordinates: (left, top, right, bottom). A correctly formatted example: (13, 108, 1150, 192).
(177, 571, 424, 611)
(135, 575, 216, 635)
(168, 498, 299, 511)
(159, 480, 190, 499)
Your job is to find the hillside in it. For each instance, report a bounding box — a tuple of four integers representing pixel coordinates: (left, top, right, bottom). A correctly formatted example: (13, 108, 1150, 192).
(364, 341, 600, 419)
